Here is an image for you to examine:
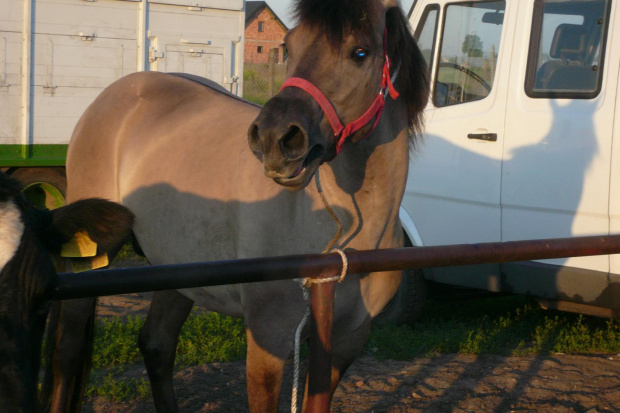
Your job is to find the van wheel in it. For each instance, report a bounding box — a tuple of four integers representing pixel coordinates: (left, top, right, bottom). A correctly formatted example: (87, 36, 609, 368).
(10, 167, 67, 209)
(374, 268, 427, 326)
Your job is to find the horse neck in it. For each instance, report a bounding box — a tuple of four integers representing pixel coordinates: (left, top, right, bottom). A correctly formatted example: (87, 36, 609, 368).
(313, 100, 410, 248)
(323, 98, 410, 198)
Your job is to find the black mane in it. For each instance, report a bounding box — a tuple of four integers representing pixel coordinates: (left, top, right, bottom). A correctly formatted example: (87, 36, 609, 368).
(293, 0, 382, 45)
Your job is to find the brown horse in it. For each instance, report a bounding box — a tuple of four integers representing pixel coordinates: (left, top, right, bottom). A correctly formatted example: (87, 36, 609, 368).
(48, 0, 428, 411)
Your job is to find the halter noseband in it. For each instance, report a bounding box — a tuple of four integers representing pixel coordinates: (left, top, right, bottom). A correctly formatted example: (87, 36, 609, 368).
(279, 28, 400, 156)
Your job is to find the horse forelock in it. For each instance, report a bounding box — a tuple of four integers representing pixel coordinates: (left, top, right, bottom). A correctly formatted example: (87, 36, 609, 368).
(293, 0, 383, 46)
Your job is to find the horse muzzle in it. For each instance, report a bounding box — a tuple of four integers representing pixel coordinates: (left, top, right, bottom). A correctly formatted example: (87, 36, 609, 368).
(248, 92, 328, 190)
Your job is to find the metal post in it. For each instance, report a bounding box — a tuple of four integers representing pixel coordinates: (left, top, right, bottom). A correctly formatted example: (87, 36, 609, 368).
(306, 280, 336, 413)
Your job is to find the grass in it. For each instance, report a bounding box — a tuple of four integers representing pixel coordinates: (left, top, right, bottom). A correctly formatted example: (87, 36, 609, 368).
(366, 295, 620, 360)
(90, 311, 247, 370)
(84, 294, 620, 401)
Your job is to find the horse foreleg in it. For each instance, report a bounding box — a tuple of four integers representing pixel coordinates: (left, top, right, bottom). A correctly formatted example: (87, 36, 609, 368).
(246, 328, 287, 413)
(138, 290, 193, 413)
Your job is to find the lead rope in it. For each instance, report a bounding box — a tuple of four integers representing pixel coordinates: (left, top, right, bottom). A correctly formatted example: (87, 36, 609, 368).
(291, 169, 348, 413)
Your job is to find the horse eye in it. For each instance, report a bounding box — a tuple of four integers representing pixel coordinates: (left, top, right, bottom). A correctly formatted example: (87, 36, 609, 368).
(351, 48, 369, 62)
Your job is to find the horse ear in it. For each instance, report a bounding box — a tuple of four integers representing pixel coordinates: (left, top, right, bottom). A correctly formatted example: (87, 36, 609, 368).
(385, 5, 430, 138)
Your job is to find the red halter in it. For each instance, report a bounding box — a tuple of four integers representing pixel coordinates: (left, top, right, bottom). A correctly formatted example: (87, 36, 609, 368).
(279, 29, 399, 156)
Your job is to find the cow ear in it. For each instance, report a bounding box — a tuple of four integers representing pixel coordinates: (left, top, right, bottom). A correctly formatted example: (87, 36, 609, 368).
(61, 230, 98, 258)
(60, 230, 110, 273)
(48, 199, 134, 256)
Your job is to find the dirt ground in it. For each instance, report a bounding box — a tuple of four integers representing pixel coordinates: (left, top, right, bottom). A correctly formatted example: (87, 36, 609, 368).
(81, 291, 620, 412)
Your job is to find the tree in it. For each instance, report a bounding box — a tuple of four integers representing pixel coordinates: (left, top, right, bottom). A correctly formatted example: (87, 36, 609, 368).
(462, 34, 483, 57)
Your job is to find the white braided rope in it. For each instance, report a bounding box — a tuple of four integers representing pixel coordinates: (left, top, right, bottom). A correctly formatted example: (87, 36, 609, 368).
(291, 281, 310, 413)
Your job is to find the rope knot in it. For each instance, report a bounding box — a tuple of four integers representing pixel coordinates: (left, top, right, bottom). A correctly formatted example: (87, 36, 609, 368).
(303, 248, 349, 287)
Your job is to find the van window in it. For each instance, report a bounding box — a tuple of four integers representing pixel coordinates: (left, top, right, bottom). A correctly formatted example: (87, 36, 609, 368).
(433, 1, 505, 108)
(413, 4, 440, 74)
(525, 0, 610, 99)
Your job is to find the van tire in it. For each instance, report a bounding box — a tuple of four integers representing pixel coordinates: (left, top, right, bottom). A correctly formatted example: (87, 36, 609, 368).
(373, 268, 427, 326)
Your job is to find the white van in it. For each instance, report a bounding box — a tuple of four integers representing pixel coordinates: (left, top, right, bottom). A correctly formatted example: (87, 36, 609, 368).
(398, 0, 619, 318)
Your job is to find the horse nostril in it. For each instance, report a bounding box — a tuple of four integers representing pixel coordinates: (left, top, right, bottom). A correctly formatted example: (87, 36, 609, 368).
(248, 123, 263, 158)
(280, 125, 307, 160)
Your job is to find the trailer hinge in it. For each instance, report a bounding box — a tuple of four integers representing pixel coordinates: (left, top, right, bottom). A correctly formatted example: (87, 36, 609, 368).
(78, 32, 96, 41)
(149, 47, 164, 63)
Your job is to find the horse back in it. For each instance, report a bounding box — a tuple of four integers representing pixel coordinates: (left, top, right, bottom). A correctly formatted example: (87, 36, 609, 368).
(65, 71, 260, 204)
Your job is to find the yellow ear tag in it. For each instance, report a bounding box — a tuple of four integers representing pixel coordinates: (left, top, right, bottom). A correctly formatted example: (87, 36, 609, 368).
(61, 231, 98, 258)
(69, 254, 109, 273)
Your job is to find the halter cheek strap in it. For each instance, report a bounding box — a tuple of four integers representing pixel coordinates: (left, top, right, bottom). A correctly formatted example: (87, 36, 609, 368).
(279, 28, 399, 156)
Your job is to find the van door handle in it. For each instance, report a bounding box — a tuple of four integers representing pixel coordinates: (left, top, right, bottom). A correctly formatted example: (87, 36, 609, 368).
(468, 133, 497, 142)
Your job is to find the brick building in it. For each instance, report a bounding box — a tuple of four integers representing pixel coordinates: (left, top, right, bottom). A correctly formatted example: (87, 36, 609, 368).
(245, 1, 288, 64)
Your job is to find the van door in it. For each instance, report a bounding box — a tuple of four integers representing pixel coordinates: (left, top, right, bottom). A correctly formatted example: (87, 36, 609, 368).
(610, 6, 620, 281)
(501, 0, 617, 302)
(406, 0, 514, 290)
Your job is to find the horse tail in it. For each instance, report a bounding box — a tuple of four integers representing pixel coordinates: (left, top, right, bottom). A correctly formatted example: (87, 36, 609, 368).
(40, 298, 97, 413)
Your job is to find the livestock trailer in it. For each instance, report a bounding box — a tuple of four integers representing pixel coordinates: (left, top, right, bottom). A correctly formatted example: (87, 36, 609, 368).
(0, 0, 245, 207)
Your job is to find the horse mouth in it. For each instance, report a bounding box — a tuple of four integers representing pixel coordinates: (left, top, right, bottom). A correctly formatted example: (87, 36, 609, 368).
(274, 145, 324, 190)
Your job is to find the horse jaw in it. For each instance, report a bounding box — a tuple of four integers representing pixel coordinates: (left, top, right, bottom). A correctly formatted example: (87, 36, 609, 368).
(271, 144, 326, 191)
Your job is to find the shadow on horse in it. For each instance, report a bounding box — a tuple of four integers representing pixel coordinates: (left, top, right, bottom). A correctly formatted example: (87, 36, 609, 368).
(42, 0, 429, 411)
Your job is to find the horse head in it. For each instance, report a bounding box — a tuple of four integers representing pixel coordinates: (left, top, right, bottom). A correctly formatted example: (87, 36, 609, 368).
(248, 0, 428, 191)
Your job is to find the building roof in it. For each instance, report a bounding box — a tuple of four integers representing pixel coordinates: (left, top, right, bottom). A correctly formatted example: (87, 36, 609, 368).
(245, 1, 288, 30)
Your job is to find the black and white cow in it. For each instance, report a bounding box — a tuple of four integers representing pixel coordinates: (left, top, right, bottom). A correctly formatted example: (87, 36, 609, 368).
(0, 171, 134, 412)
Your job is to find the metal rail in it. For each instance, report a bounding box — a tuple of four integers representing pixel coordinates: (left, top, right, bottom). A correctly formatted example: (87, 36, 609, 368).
(52, 234, 620, 413)
(54, 234, 620, 300)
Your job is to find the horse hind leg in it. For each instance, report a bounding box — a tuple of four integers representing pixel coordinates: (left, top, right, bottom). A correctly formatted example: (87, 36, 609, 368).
(138, 289, 193, 413)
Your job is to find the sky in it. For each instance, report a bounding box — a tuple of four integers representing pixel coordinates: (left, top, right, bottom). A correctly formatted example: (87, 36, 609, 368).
(266, 0, 417, 28)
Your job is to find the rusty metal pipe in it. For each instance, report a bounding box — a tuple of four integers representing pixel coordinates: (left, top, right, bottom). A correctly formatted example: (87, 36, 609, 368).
(306, 280, 336, 413)
(347, 234, 620, 274)
(54, 234, 620, 300)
